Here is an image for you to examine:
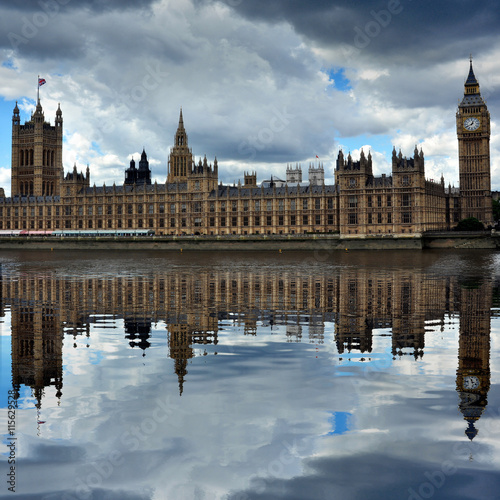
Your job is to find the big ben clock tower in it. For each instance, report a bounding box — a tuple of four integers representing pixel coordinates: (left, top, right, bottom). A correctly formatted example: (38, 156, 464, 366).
(457, 58, 493, 226)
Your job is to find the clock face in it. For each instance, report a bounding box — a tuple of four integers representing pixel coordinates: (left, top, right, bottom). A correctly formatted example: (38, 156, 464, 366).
(463, 117, 480, 131)
(463, 375, 480, 390)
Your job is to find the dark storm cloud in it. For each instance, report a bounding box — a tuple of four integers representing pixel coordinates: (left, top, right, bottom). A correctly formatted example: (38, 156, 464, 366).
(200, 0, 499, 63)
(0, 0, 156, 13)
(0, 0, 156, 60)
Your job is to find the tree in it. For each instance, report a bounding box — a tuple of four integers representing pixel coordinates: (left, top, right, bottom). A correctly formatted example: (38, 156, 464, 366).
(454, 217, 485, 231)
(492, 198, 500, 222)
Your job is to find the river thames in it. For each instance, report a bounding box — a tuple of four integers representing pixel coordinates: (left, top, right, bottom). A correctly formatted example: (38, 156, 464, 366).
(1, 249, 499, 500)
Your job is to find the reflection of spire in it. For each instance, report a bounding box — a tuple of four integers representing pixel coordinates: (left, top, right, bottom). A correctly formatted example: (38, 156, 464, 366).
(465, 420, 478, 441)
(175, 358, 188, 396)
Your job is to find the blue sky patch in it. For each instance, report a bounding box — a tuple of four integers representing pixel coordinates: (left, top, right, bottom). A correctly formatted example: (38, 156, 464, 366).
(327, 68, 352, 92)
(328, 411, 352, 435)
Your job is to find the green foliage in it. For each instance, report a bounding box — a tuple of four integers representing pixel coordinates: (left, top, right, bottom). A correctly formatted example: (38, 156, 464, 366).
(454, 217, 485, 231)
(492, 198, 500, 221)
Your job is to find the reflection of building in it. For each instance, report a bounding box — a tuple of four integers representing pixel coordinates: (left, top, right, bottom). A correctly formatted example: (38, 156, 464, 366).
(0, 61, 493, 235)
(10, 297, 63, 406)
(456, 279, 491, 440)
(3, 261, 493, 399)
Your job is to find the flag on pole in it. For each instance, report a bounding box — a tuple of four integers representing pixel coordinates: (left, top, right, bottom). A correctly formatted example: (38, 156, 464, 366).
(38, 78, 46, 87)
(316, 155, 319, 158)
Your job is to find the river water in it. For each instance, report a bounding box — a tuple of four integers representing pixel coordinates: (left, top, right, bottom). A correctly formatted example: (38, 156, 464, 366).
(0, 249, 499, 500)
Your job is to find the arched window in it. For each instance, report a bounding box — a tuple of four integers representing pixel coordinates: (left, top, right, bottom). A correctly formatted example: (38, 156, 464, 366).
(30, 149, 34, 165)
(20, 150, 24, 166)
(51, 150, 55, 166)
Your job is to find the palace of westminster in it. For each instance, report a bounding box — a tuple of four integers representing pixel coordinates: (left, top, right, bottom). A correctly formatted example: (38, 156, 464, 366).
(0, 61, 494, 235)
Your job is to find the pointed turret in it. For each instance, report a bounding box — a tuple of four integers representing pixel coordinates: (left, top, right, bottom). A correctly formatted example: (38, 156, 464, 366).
(168, 107, 193, 183)
(175, 108, 187, 147)
(465, 57, 479, 87)
(461, 57, 483, 102)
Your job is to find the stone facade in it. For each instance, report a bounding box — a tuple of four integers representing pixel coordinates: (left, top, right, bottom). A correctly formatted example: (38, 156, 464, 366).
(1, 62, 492, 236)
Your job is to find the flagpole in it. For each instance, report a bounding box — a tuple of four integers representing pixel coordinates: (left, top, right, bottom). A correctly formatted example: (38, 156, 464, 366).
(37, 74, 39, 102)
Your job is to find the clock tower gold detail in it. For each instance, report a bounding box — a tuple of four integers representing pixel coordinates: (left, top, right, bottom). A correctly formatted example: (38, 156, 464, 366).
(456, 58, 493, 226)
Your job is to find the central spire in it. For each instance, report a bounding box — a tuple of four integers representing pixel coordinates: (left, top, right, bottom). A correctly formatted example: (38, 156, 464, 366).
(174, 107, 187, 147)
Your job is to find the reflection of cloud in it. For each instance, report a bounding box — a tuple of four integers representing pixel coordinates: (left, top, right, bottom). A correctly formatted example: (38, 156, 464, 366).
(228, 452, 500, 500)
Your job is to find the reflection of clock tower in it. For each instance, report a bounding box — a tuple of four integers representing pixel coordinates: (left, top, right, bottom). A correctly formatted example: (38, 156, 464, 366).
(456, 58, 492, 226)
(456, 279, 491, 440)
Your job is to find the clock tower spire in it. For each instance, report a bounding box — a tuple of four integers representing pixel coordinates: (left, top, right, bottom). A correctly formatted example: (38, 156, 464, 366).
(456, 58, 493, 226)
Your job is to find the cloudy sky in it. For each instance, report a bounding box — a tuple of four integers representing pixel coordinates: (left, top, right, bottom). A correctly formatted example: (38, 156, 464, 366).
(0, 0, 499, 196)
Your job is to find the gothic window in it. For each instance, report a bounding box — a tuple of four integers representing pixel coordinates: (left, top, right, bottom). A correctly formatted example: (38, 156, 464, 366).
(402, 212, 412, 224)
(348, 196, 358, 208)
(255, 200, 260, 211)
(291, 199, 296, 211)
(377, 196, 382, 207)
(315, 199, 320, 210)
(303, 199, 308, 210)
(267, 200, 272, 211)
(387, 195, 392, 207)
(402, 194, 411, 207)
(302, 215, 309, 225)
(348, 213, 358, 225)
(402, 175, 410, 186)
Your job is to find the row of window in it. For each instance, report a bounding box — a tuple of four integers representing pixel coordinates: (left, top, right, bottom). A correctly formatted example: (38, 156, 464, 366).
(0, 214, 337, 231)
(348, 194, 412, 208)
(347, 212, 412, 225)
(208, 214, 335, 227)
